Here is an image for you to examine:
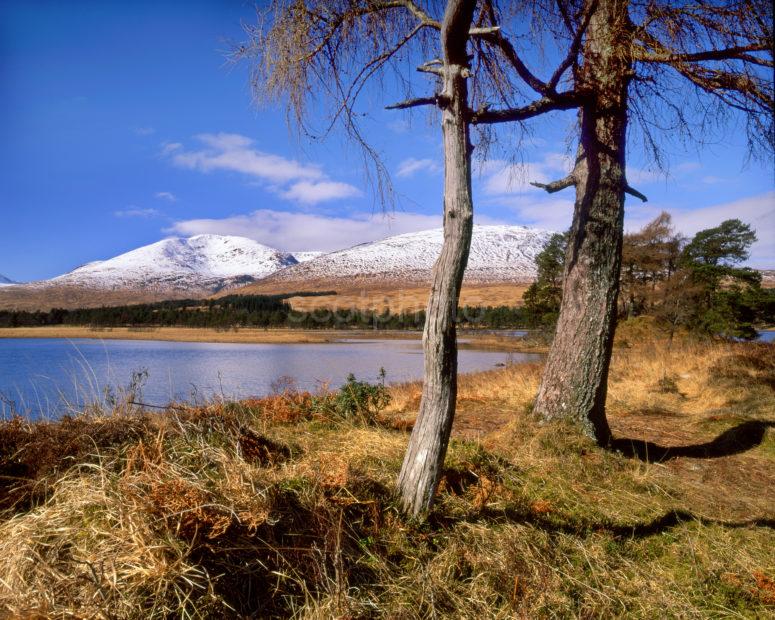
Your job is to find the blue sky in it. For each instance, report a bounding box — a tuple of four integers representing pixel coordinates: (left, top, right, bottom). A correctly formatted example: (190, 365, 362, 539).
(1, 0, 773, 282)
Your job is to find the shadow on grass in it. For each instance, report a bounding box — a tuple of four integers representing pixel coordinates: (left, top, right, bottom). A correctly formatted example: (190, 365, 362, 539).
(611, 420, 775, 462)
(450, 505, 775, 542)
(606, 508, 775, 537)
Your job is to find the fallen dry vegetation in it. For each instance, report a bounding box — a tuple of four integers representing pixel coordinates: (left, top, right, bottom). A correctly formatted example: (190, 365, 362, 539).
(0, 331, 773, 618)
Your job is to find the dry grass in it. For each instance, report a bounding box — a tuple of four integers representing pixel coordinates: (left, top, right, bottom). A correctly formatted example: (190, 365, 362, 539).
(0, 334, 773, 618)
(0, 326, 548, 353)
(283, 284, 530, 313)
(0, 326, 380, 344)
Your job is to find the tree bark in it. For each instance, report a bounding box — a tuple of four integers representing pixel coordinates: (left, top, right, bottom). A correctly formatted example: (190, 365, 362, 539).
(532, 0, 632, 446)
(397, 0, 476, 517)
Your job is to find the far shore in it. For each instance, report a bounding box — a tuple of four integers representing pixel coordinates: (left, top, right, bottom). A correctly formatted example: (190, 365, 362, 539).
(0, 325, 547, 352)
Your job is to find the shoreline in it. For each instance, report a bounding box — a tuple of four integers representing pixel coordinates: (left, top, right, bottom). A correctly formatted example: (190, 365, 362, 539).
(0, 325, 547, 352)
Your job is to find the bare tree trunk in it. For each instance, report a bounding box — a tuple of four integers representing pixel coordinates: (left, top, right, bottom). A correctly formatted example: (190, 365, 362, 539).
(397, 0, 476, 517)
(533, 0, 632, 446)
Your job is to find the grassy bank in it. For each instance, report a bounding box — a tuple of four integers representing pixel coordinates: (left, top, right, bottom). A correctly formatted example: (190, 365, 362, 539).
(0, 325, 547, 352)
(0, 337, 773, 617)
(0, 325, 341, 344)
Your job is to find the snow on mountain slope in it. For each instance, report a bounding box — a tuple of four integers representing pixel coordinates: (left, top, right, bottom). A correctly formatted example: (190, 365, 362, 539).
(262, 225, 553, 286)
(291, 251, 324, 264)
(0, 274, 16, 286)
(35, 235, 298, 293)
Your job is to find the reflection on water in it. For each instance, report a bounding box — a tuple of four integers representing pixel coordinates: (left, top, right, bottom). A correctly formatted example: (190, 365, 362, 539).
(0, 337, 541, 419)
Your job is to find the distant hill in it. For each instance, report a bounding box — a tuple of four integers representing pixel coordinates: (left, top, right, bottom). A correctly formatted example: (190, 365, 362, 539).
(0, 235, 298, 310)
(3, 225, 768, 313)
(228, 225, 553, 296)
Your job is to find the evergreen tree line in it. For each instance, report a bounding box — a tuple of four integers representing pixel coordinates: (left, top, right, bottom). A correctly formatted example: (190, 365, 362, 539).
(525, 215, 775, 339)
(0, 293, 532, 330)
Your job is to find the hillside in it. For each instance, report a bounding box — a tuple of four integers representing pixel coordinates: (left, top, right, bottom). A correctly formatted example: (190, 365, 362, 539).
(0, 226, 552, 311)
(0, 235, 299, 310)
(228, 225, 552, 300)
(44, 234, 297, 291)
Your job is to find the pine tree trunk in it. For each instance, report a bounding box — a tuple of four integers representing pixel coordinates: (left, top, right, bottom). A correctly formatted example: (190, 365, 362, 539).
(397, 0, 475, 517)
(533, 0, 632, 446)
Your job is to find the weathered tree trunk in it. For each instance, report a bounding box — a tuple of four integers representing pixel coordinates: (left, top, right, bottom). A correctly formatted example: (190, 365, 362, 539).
(532, 0, 632, 446)
(397, 0, 476, 517)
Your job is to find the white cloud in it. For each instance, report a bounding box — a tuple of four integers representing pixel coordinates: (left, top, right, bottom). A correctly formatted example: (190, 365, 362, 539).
(624, 191, 775, 267)
(165, 132, 360, 204)
(170, 133, 322, 183)
(166, 208, 505, 252)
(286, 179, 362, 204)
(482, 161, 550, 195)
(160, 142, 182, 155)
(486, 195, 574, 232)
(397, 158, 441, 178)
(479, 153, 574, 196)
(114, 208, 162, 219)
(154, 191, 177, 202)
(280, 181, 361, 205)
(626, 166, 663, 185)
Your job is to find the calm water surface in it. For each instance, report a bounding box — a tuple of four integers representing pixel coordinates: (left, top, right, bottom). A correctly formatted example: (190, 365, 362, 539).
(758, 330, 775, 343)
(0, 337, 540, 418)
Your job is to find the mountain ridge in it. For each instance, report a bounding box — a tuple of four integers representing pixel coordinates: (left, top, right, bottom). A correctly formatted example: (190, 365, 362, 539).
(0, 226, 553, 310)
(32, 234, 297, 294)
(233, 225, 553, 295)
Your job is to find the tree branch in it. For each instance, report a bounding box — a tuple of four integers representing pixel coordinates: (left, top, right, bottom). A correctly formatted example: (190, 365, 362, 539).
(324, 22, 425, 135)
(469, 25, 501, 36)
(547, 0, 598, 91)
(373, 0, 440, 29)
(470, 92, 580, 124)
(385, 95, 441, 110)
(374, 1, 498, 36)
(633, 44, 773, 66)
(417, 60, 444, 75)
(625, 185, 648, 202)
(531, 174, 576, 193)
(478, 30, 551, 97)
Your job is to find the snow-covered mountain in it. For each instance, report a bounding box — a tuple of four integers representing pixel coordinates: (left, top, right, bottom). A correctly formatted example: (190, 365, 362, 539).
(256, 225, 553, 287)
(291, 251, 324, 264)
(0, 274, 16, 286)
(28, 235, 298, 294)
(0, 227, 553, 310)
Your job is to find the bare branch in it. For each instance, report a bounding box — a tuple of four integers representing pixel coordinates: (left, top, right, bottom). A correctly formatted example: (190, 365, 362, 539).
(624, 185, 648, 202)
(372, 0, 439, 28)
(470, 92, 580, 124)
(417, 61, 444, 75)
(374, 1, 498, 36)
(633, 44, 773, 66)
(478, 30, 551, 97)
(547, 0, 598, 92)
(325, 22, 425, 134)
(386, 95, 440, 110)
(468, 25, 501, 36)
(530, 175, 576, 193)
